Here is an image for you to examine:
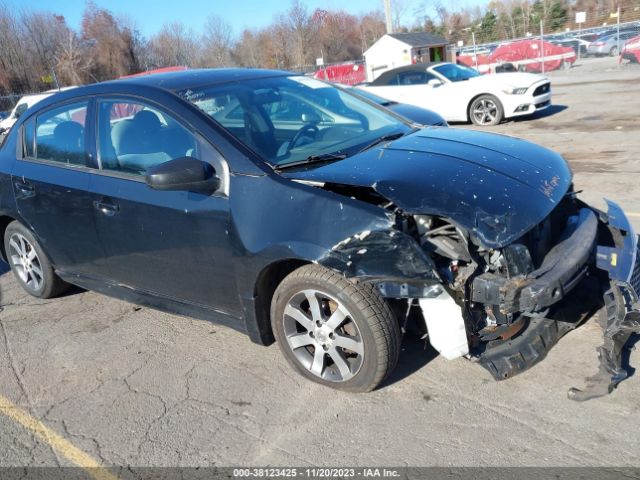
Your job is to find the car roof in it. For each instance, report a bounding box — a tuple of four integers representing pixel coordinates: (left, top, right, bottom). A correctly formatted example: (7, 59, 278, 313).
(371, 63, 446, 85)
(16, 68, 301, 118)
(100, 68, 296, 92)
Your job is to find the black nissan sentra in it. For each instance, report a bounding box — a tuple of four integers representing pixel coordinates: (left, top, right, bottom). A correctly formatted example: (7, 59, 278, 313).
(0, 69, 638, 399)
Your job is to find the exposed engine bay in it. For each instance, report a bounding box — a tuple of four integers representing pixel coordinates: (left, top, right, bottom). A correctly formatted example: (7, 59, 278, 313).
(312, 180, 640, 401)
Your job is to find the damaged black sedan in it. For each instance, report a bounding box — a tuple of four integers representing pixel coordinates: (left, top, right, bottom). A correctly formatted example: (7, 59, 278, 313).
(0, 69, 638, 400)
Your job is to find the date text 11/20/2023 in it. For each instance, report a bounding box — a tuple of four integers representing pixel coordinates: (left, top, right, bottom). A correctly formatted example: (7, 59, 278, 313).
(232, 468, 401, 478)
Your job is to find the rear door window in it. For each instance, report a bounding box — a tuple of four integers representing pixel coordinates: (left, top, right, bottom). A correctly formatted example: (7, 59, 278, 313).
(34, 101, 88, 165)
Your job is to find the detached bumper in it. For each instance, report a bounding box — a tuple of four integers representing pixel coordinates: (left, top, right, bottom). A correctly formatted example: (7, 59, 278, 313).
(569, 200, 640, 400)
(471, 199, 640, 399)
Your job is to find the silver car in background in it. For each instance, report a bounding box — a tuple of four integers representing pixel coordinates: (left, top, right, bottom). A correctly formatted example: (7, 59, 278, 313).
(587, 31, 637, 56)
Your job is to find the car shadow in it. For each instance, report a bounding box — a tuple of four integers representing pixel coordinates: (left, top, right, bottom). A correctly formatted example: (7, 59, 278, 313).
(509, 104, 568, 122)
(622, 333, 640, 380)
(0, 262, 84, 303)
(378, 331, 439, 389)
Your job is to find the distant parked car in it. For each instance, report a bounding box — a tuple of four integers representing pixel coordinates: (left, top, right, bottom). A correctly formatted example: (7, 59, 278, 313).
(587, 31, 638, 56)
(0, 87, 76, 135)
(346, 87, 448, 126)
(361, 62, 551, 126)
(459, 45, 493, 56)
(552, 38, 588, 56)
(621, 34, 640, 63)
(0, 111, 9, 121)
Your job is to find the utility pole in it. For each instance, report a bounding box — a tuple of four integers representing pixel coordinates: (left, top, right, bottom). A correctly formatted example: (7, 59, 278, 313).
(540, 20, 545, 74)
(616, 4, 621, 56)
(384, 0, 393, 34)
(472, 31, 478, 71)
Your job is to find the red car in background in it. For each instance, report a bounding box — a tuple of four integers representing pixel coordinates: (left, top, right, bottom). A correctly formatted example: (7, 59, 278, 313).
(621, 35, 640, 63)
(458, 39, 576, 74)
(313, 63, 366, 85)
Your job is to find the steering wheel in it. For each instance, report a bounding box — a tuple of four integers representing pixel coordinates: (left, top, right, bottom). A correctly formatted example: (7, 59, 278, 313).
(286, 124, 319, 154)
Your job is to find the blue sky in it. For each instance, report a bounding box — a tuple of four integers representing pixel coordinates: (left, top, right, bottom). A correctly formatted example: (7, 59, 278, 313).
(6, 0, 486, 37)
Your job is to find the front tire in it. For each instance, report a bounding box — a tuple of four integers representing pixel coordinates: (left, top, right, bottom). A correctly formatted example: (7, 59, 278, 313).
(469, 94, 504, 126)
(609, 46, 619, 57)
(270, 265, 400, 392)
(3, 221, 69, 298)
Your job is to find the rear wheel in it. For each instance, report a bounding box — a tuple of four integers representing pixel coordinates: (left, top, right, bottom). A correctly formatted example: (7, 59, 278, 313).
(3, 221, 69, 298)
(270, 265, 400, 392)
(469, 95, 504, 126)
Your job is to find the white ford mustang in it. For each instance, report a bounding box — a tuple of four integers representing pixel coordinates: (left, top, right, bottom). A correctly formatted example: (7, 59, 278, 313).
(360, 62, 552, 126)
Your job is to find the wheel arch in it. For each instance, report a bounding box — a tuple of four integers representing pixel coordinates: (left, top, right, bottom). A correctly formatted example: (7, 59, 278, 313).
(249, 258, 311, 346)
(0, 214, 17, 263)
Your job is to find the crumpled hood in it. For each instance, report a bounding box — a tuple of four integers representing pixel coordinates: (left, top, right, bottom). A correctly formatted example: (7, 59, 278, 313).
(282, 128, 572, 248)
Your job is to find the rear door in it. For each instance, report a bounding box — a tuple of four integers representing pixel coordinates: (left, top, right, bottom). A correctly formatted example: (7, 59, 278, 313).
(88, 97, 239, 315)
(11, 100, 106, 277)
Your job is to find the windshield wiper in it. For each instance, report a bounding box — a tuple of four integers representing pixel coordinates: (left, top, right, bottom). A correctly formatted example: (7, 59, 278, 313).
(275, 153, 348, 171)
(357, 129, 416, 153)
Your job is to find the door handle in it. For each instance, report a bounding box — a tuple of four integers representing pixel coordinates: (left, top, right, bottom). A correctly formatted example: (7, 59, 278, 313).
(14, 180, 34, 197)
(93, 199, 120, 216)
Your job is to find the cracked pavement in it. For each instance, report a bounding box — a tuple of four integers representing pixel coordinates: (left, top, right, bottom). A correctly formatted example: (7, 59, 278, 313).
(1, 57, 640, 467)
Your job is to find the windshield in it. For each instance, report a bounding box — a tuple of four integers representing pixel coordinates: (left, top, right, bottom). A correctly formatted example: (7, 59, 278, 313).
(177, 75, 410, 167)
(433, 63, 480, 82)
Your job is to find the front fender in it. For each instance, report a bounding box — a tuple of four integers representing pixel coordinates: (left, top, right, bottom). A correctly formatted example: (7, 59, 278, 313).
(318, 228, 438, 283)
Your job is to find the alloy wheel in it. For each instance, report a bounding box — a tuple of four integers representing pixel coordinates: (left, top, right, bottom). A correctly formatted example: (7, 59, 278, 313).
(282, 289, 364, 382)
(472, 99, 498, 125)
(8, 233, 44, 291)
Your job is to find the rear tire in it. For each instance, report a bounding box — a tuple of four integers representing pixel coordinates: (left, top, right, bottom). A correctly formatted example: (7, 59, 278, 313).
(469, 94, 504, 126)
(3, 221, 69, 298)
(270, 264, 400, 392)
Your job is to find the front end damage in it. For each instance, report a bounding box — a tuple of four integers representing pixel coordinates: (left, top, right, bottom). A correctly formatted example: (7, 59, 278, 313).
(316, 188, 640, 400)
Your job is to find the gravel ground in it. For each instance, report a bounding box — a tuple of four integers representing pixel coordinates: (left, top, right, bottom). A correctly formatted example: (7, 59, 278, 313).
(1, 56, 639, 469)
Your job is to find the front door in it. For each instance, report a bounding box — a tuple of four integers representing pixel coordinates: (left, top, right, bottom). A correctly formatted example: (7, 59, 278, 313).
(88, 98, 239, 316)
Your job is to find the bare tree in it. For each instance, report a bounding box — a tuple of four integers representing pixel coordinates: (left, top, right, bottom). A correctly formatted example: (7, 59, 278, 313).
(149, 22, 199, 68)
(359, 11, 387, 53)
(0, 5, 32, 93)
(81, 1, 137, 80)
(56, 30, 92, 85)
(200, 15, 234, 67)
(21, 11, 69, 87)
(233, 30, 264, 67)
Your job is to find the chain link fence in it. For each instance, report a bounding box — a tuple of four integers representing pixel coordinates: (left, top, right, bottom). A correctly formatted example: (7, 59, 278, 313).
(452, 3, 640, 76)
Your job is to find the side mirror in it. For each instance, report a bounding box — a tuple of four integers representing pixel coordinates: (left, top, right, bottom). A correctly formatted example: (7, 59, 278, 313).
(428, 79, 443, 88)
(13, 104, 27, 119)
(145, 157, 220, 195)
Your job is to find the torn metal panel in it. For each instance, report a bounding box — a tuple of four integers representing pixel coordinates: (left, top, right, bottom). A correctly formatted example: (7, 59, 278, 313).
(568, 281, 640, 401)
(318, 229, 439, 283)
(569, 200, 640, 401)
